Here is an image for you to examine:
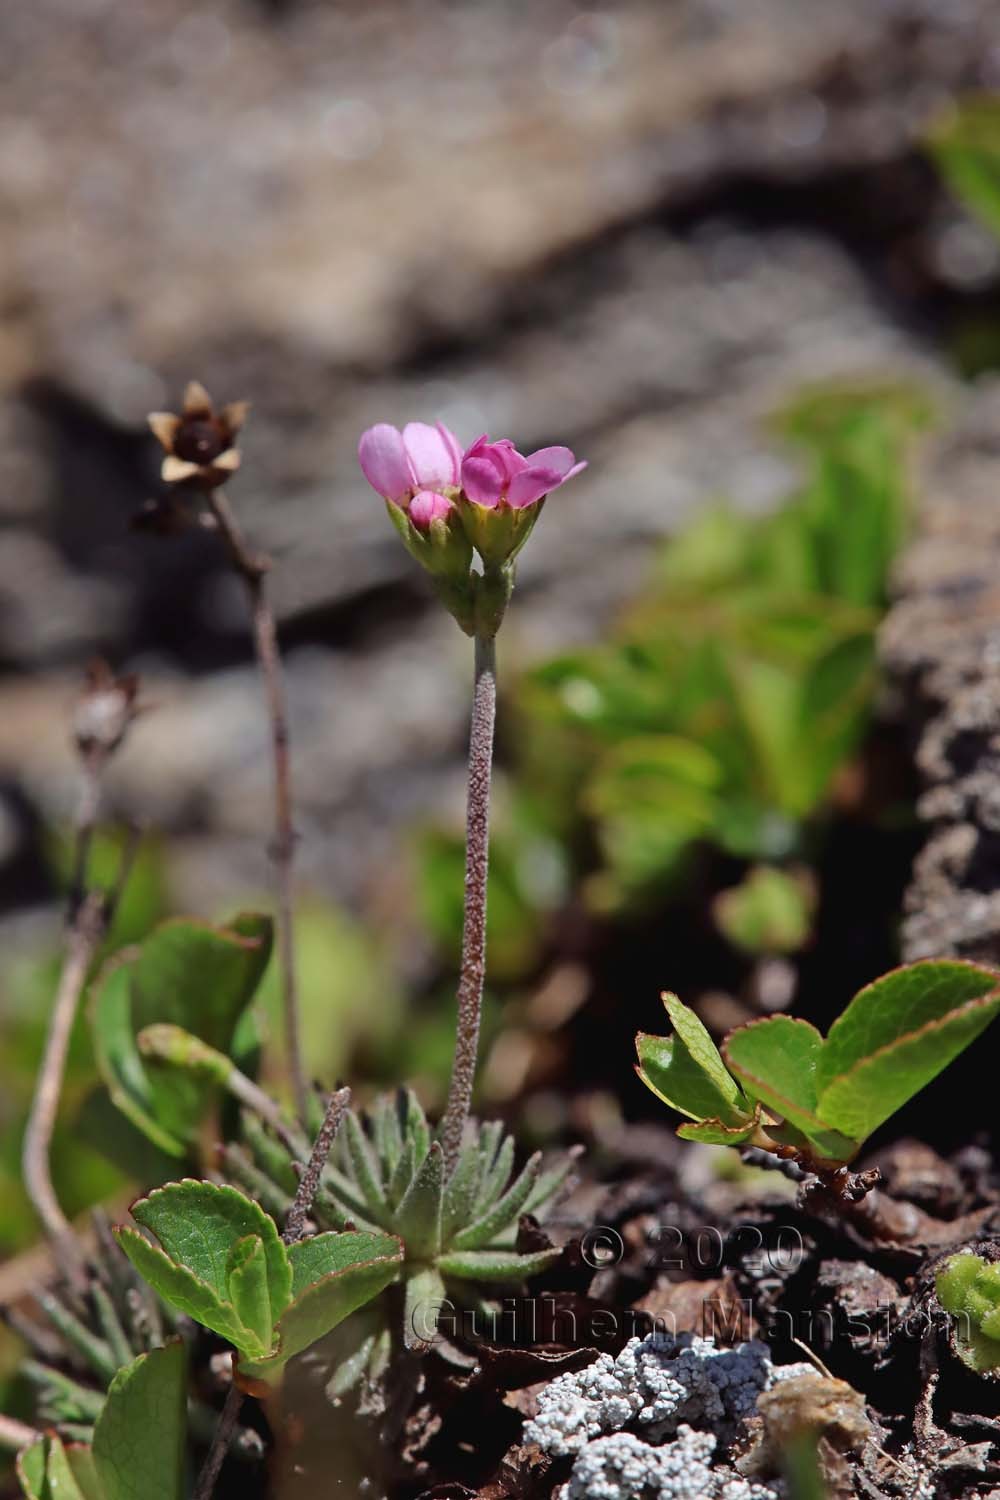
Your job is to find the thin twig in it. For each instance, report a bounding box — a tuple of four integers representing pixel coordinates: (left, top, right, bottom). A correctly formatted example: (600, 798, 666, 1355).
(193, 1087, 352, 1499)
(439, 632, 496, 1173)
(193, 1382, 245, 1500)
(207, 489, 306, 1122)
(23, 885, 107, 1288)
(284, 1086, 351, 1244)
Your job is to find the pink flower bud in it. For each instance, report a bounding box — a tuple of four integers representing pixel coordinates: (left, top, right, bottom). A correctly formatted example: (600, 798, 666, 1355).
(409, 489, 454, 529)
(460, 435, 586, 510)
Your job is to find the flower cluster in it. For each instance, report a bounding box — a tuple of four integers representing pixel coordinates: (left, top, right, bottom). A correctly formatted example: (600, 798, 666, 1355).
(358, 420, 585, 634)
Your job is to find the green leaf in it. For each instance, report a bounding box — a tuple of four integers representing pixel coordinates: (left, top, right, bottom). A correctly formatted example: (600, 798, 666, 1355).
(723, 1017, 857, 1161)
(713, 866, 814, 956)
(928, 96, 1000, 244)
(45, 1438, 90, 1500)
(476, 1133, 514, 1214)
(342, 1111, 388, 1219)
(225, 1236, 274, 1354)
(441, 1140, 483, 1242)
(676, 1112, 761, 1146)
(286, 1232, 401, 1299)
(816, 993, 1000, 1144)
(64, 1449, 102, 1500)
(130, 1181, 292, 1315)
(112, 1228, 260, 1354)
(403, 1266, 447, 1352)
(815, 959, 1000, 1096)
(635, 994, 749, 1126)
(17, 1440, 48, 1500)
(92, 1343, 186, 1500)
(247, 1243, 403, 1376)
(91, 914, 273, 1155)
(452, 1152, 542, 1251)
(395, 1142, 444, 1260)
(437, 1247, 561, 1283)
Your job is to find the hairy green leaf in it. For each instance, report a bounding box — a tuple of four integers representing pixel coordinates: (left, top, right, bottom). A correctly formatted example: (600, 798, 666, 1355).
(92, 1343, 186, 1500)
(403, 1266, 447, 1352)
(437, 1247, 561, 1283)
(91, 914, 272, 1154)
(452, 1152, 542, 1251)
(395, 1142, 444, 1260)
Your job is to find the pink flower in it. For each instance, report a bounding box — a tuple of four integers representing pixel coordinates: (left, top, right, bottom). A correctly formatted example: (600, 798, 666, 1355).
(460, 435, 586, 510)
(358, 421, 463, 529)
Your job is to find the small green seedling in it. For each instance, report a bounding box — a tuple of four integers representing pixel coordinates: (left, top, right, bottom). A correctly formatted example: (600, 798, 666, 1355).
(936, 1253, 1000, 1374)
(636, 958, 1000, 1169)
(17, 1342, 186, 1500)
(113, 1182, 402, 1386)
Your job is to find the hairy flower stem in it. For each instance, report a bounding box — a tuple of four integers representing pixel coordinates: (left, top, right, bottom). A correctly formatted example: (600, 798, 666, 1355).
(440, 631, 497, 1174)
(207, 489, 307, 1124)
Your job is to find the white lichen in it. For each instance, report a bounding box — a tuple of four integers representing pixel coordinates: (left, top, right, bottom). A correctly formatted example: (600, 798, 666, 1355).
(526, 1333, 814, 1500)
(525, 1332, 811, 1457)
(560, 1426, 779, 1500)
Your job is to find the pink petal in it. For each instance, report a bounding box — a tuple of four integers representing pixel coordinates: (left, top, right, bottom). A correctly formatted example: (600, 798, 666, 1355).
(358, 424, 413, 503)
(507, 466, 564, 509)
(409, 489, 454, 529)
(462, 453, 506, 508)
(523, 446, 576, 477)
(490, 439, 529, 481)
(403, 422, 461, 490)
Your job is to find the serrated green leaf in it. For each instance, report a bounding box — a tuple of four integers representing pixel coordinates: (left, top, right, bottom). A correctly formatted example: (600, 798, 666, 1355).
(452, 1153, 542, 1251)
(815, 959, 1000, 1097)
(723, 1017, 857, 1161)
(635, 993, 749, 1126)
(112, 1228, 261, 1354)
(92, 1343, 186, 1500)
(286, 1232, 401, 1299)
(91, 914, 272, 1155)
(437, 1247, 561, 1283)
(395, 1142, 444, 1260)
(246, 1245, 403, 1377)
(130, 1181, 292, 1315)
(816, 995, 1000, 1144)
(226, 1236, 273, 1353)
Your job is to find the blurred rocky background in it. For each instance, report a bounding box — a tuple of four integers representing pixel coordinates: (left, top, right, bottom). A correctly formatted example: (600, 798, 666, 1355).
(3, 0, 1000, 953)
